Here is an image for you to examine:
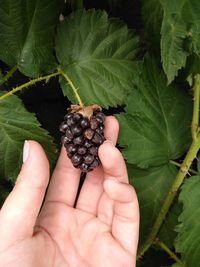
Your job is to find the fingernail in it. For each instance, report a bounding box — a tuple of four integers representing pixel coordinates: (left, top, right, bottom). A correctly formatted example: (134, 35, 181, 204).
(23, 140, 30, 163)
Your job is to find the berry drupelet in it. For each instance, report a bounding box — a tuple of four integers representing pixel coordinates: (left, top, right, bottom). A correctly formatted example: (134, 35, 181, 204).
(59, 104, 105, 172)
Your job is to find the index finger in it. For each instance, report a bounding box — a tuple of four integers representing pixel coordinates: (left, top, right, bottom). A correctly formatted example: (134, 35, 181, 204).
(99, 142, 140, 255)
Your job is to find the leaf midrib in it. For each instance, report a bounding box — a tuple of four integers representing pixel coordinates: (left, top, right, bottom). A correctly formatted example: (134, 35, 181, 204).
(20, 0, 39, 59)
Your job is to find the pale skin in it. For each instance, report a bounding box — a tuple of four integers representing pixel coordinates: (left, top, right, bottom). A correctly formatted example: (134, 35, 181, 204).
(0, 116, 139, 267)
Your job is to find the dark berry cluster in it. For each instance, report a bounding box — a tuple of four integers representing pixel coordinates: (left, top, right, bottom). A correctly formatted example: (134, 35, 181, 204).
(59, 108, 105, 172)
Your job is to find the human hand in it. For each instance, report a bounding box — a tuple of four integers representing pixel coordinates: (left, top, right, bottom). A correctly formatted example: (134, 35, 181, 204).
(0, 116, 139, 267)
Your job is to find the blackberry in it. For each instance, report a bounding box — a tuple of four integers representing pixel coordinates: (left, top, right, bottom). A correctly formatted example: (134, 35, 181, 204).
(59, 104, 106, 172)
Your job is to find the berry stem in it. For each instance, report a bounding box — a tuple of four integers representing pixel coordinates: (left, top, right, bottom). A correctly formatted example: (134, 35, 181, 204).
(0, 65, 18, 86)
(58, 66, 84, 107)
(154, 239, 186, 267)
(137, 74, 200, 259)
(0, 71, 60, 101)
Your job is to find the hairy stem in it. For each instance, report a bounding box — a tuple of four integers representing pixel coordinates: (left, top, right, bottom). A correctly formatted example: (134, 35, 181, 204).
(58, 66, 84, 107)
(192, 75, 200, 140)
(169, 160, 198, 175)
(0, 71, 60, 101)
(137, 74, 200, 259)
(154, 239, 186, 267)
(0, 65, 18, 86)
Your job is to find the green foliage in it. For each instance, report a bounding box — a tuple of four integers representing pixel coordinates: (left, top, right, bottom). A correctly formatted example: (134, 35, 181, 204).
(141, 0, 163, 53)
(55, 9, 139, 108)
(1, 1, 200, 266)
(175, 176, 200, 267)
(0, 0, 61, 77)
(158, 200, 181, 248)
(160, 0, 200, 83)
(128, 163, 177, 247)
(117, 56, 192, 168)
(0, 92, 57, 182)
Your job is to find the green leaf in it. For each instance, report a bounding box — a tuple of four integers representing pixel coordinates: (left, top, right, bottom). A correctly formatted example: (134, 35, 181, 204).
(117, 56, 192, 167)
(55, 9, 139, 108)
(128, 163, 177, 247)
(159, 200, 182, 248)
(0, 92, 57, 182)
(0, 0, 61, 77)
(160, 0, 200, 83)
(175, 176, 200, 267)
(141, 0, 163, 53)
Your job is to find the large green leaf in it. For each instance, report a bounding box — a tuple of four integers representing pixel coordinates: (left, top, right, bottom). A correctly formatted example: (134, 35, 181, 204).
(128, 163, 177, 247)
(0, 93, 57, 182)
(141, 0, 163, 53)
(55, 9, 139, 108)
(160, 0, 200, 83)
(175, 176, 200, 267)
(117, 56, 192, 167)
(0, 0, 61, 77)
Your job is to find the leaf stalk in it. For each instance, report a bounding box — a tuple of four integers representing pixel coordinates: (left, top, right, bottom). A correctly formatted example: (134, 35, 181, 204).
(0, 71, 60, 101)
(0, 65, 18, 86)
(154, 239, 186, 267)
(169, 160, 198, 175)
(58, 66, 84, 107)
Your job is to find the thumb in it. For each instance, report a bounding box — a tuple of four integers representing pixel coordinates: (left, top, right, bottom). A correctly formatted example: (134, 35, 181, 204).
(0, 140, 49, 250)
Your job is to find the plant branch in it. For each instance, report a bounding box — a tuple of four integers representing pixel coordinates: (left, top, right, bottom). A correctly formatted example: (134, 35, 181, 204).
(192, 75, 200, 140)
(154, 239, 186, 267)
(58, 66, 84, 107)
(137, 75, 200, 259)
(0, 71, 60, 101)
(0, 65, 18, 86)
(169, 160, 198, 175)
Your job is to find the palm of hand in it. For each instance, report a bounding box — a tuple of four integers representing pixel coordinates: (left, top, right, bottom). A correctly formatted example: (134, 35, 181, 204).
(36, 200, 133, 267)
(0, 117, 139, 267)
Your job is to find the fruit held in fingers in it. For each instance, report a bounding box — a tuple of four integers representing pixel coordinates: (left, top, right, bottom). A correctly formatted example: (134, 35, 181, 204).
(59, 104, 105, 172)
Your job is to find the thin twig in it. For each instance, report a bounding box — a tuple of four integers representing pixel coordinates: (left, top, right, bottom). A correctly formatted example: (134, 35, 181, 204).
(58, 66, 84, 107)
(154, 239, 186, 267)
(169, 160, 198, 175)
(0, 65, 18, 86)
(0, 71, 60, 101)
